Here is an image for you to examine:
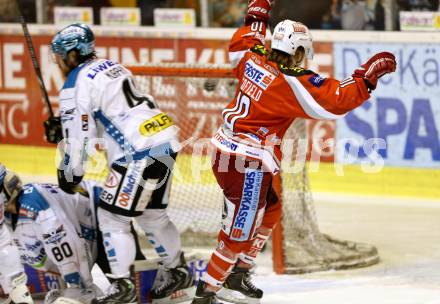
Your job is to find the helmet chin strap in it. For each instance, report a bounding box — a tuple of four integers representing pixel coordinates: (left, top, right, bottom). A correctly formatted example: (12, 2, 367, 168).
(63, 51, 81, 73)
(65, 59, 78, 73)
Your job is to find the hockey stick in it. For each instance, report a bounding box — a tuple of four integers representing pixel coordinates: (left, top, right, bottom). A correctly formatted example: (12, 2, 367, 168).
(16, 0, 54, 117)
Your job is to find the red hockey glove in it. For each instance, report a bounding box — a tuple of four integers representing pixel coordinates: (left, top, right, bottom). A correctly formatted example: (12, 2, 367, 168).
(352, 52, 396, 90)
(245, 0, 274, 25)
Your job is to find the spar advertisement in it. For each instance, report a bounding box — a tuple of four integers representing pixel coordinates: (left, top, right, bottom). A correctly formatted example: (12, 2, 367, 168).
(334, 43, 440, 168)
(0, 25, 334, 162)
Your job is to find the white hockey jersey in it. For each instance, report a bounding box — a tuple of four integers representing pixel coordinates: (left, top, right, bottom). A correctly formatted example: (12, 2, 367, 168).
(12, 181, 101, 288)
(59, 58, 179, 177)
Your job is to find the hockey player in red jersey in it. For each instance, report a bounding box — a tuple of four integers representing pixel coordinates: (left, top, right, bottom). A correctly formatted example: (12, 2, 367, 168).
(191, 1, 397, 303)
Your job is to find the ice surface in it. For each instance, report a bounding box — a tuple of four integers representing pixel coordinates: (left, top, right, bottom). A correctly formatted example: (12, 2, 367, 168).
(25, 192, 440, 304)
(247, 194, 440, 304)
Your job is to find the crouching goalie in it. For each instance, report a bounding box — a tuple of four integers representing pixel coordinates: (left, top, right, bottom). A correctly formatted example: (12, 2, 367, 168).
(1, 164, 102, 304)
(0, 164, 34, 303)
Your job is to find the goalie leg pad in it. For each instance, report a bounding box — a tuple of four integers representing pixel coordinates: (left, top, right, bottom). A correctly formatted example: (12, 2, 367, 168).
(8, 272, 34, 304)
(52, 297, 83, 304)
(47, 286, 98, 304)
(97, 208, 136, 277)
(0, 225, 26, 294)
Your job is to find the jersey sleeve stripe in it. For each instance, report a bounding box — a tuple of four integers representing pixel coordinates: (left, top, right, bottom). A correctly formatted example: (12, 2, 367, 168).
(229, 50, 248, 68)
(283, 75, 345, 120)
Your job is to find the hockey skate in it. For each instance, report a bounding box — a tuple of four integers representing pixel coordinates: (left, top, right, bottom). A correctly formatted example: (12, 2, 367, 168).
(217, 266, 263, 304)
(91, 274, 137, 304)
(151, 252, 195, 304)
(190, 281, 223, 304)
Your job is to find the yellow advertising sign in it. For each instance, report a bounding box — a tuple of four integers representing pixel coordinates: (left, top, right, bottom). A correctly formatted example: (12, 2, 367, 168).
(100, 7, 141, 26)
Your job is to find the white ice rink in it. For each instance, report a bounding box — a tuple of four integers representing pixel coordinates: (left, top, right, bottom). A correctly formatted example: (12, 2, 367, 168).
(248, 194, 440, 304)
(22, 190, 440, 304)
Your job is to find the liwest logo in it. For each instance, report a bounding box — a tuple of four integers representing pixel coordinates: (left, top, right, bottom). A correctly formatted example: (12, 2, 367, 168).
(244, 60, 275, 90)
(214, 133, 238, 151)
(87, 60, 117, 79)
(231, 169, 263, 241)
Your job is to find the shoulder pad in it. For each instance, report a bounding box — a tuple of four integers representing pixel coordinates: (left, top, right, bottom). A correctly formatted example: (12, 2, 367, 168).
(280, 66, 314, 77)
(251, 44, 270, 56)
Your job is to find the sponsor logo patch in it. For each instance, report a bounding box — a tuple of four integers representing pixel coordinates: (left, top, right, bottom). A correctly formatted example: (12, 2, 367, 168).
(105, 170, 119, 188)
(244, 60, 275, 90)
(308, 74, 326, 88)
(100, 189, 114, 204)
(81, 114, 88, 131)
(293, 22, 307, 33)
(139, 113, 173, 136)
(116, 162, 142, 209)
(42, 225, 67, 244)
(230, 169, 263, 241)
(25, 240, 43, 251)
(21, 249, 46, 266)
(273, 33, 284, 41)
(19, 207, 36, 220)
(214, 133, 238, 151)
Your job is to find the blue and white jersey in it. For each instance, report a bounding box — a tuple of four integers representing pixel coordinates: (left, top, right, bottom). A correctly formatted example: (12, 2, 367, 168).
(59, 58, 179, 177)
(13, 181, 101, 288)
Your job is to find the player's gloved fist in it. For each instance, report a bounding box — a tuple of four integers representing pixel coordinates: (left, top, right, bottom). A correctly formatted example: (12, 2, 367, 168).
(245, 0, 274, 25)
(352, 52, 396, 91)
(57, 169, 83, 194)
(44, 116, 63, 144)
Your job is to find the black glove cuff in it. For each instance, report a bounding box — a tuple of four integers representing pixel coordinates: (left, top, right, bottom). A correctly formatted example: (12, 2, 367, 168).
(44, 116, 63, 144)
(363, 79, 375, 92)
(57, 169, 83, 194)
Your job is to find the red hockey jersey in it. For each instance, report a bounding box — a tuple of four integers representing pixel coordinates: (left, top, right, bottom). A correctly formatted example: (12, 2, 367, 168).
(212, 21, 370, 173)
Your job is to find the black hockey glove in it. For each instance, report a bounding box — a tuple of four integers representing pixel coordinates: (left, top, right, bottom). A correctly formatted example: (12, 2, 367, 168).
(44, 116, 63, 144)
(57, 169, 83, 194)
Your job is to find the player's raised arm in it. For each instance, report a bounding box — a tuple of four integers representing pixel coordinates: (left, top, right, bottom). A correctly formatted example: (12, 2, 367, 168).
(229, 0, 274, 69)
(290, 52, 397, 117)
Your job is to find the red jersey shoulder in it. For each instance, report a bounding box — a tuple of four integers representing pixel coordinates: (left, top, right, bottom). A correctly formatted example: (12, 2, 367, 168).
(279, 65, 314, 77)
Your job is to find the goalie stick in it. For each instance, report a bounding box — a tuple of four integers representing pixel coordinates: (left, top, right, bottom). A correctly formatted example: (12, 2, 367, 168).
(16, 0, 54, 117)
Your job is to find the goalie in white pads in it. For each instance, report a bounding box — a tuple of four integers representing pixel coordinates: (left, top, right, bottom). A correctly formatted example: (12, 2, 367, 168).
(0, 164, 34, 304)
(1, 166, 102, 304)
(47, 23, 194, 304)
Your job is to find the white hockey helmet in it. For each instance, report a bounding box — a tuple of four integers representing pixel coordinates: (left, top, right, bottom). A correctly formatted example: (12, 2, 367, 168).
(271, 20, 314, 60)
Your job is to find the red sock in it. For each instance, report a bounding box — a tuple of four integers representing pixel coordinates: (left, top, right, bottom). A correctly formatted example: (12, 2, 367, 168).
(239, 227, 272, 267)
(204, 248, 238, 288)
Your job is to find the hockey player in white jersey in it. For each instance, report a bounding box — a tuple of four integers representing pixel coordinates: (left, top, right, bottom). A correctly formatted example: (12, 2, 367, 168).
(0, 164, 34, 304)
(47, 23, 194, 304)
(1, 165, 101, 304)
